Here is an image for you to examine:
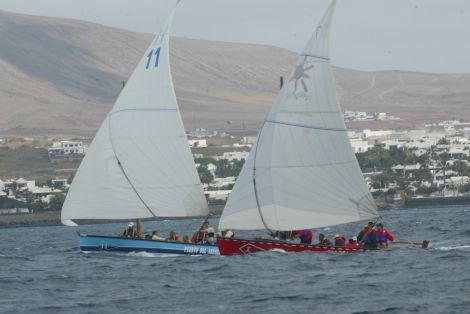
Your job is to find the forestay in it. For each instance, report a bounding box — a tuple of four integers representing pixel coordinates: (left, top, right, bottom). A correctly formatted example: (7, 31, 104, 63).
(219, 0, 378, 231)
(61, 3, 208, 225)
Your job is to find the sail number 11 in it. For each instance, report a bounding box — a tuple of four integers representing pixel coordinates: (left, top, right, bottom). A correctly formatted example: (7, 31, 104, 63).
(145, 47, 161, 69)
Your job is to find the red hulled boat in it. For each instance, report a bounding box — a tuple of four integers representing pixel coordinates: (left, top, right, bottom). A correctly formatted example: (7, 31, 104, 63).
(217, 237, 369, 256)
(216, 0, 381, 255)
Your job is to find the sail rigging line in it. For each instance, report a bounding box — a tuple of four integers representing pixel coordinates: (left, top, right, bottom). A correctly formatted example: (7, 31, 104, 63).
(107, 114, 158, 218)
(348, 193, 377, 219)
(265, 120, 346, 132)
(252, 121, 275, 234)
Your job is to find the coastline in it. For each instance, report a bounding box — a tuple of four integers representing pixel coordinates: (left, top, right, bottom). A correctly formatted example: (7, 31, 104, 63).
(0, 205, 224, 229)
(0, 211, 61, 229)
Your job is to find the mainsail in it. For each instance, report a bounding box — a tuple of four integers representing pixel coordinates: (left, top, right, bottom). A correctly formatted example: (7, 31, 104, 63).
(61, 2, 208, 226)
(219, 0, 378, 231)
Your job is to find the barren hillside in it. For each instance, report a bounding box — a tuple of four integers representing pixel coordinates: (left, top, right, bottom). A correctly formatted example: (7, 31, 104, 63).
(1, 10, 469, 136)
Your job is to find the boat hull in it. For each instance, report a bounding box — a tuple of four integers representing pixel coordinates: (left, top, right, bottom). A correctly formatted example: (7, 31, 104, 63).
(217, 237, 369, 256)
(78, 234, 219, 255)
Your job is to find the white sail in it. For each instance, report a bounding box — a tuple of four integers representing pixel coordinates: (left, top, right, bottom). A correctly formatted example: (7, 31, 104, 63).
(61, 3, 209, 224)
(219, 0, 378, 231)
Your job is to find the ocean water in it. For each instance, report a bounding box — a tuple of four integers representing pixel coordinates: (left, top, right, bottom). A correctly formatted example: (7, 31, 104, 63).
(1, 207, 469, 314)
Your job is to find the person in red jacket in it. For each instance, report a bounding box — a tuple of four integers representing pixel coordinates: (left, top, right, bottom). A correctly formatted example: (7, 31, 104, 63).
(347, 236, 360, 248)
(295, 229, 313, 244)
(375, 223, 394, 248)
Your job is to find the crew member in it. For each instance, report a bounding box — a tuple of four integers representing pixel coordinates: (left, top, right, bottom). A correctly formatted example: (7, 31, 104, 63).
(224, 230, 235, 238)
(151, 230, 164, 241)
(167, 230, 180, 242)
(123, 222, 137, 238)
(318, 233, 332, 246)
(206, 227, 216, 245)
(375, 223, 394, 248)
(357, 224, 369, 243)
(296, 229, 313, 244)
(362, 225, 378, 249)
(333, 234, 346, 247)
(347, 236, 359, 248)
(191, 219, 210, 243)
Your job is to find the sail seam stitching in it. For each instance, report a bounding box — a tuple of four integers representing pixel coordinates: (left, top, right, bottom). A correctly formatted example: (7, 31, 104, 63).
(256, 160, 355, 169)
(300, 53, 330, 61)
(265, 119, 346, 131)
(109, 108, 177, 116)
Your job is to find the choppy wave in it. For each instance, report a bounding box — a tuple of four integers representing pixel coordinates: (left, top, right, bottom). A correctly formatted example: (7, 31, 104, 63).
(125, 251, 181, 258)
(0, 207, 469, 313)
(270, 248, 288, 254)
(435, 245, 470, 251)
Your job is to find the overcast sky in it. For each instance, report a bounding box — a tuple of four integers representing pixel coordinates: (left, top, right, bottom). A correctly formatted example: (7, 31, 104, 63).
(1, 0, 469, 73)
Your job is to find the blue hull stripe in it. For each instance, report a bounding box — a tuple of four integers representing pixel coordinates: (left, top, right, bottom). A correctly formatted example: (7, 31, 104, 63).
(78, 235, 219, 255)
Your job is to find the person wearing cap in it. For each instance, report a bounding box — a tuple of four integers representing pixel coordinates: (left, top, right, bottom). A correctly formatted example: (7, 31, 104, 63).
(347, 236, 360, 248)
(333, 234, 346, 247)
(123, 222, 137, 238)
(224, 230, 235, 238)
(375, 223, 394, 248)
(318, 233, 332, 246)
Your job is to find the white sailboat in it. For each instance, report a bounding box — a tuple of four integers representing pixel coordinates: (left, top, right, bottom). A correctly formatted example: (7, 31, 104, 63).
(217, 0, 379, 255)
(62, 1, 219, 255)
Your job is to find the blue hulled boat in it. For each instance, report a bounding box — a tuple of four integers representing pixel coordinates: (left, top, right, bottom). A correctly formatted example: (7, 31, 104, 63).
(61, 2, 216, 256)
(78, 234, 219, 255)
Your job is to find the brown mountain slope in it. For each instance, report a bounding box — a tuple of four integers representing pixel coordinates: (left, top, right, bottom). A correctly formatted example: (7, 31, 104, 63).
(0, 10, 469, 137)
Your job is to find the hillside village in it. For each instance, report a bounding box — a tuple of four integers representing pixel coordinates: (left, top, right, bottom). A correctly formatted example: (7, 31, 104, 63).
(2, 119, 470, 216)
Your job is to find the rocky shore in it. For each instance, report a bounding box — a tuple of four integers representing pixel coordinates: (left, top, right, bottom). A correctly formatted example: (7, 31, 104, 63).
(0, 211, 61, 228)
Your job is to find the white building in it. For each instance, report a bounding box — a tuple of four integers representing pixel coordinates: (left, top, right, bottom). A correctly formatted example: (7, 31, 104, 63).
(377, 112, 387, 120)
(211, 177, 236, 189)
(363, 129, 394, 138)
(51, 178, 69, 189)
(242, 136, 257, 145)
(48, 141, 85, 157)
(448, 176, 470, 187)
(391, 164, 422, 179)
(188, 139, 207, 148)
(220, 151, 249, 161)
(349, 138, 370, 153)
(204, 190, 231, 201)
(16, 178, 36, 192)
